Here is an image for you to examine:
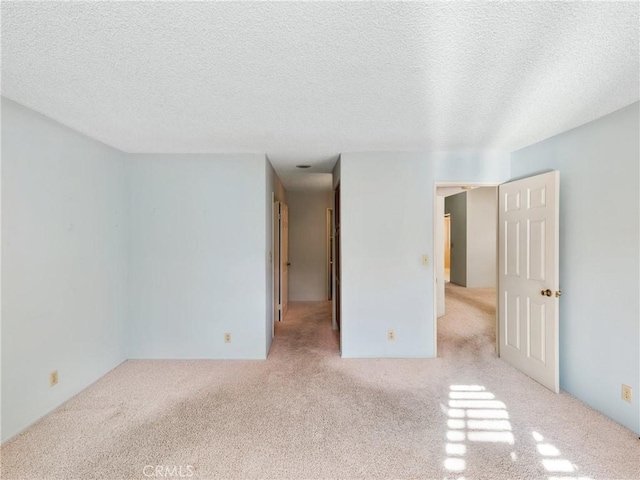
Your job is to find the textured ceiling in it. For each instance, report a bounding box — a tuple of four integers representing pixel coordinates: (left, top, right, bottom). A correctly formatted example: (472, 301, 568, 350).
(2, 1, 638, 189)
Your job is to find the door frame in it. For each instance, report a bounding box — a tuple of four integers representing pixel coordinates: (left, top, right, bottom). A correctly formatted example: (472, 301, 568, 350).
(333, 184, 341, 333)
(326, 207, 333, 301)
(272, 195, 276, 339)
(444, 213, 451, 279)
(273, 200, 289, 325)
(273, 197, 282, 338)
(432, 181, 500, 358)
(280, 203, 289, 320)
(273, 199, 282, 327)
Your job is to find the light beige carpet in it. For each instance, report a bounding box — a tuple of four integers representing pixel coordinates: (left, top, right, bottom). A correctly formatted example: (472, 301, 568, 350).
(2, 288, 639, 479)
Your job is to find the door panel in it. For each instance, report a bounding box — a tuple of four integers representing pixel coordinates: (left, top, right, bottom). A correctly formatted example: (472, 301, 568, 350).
(505, 221, 520, 277)
(505, 292, 520, 350)
(499, 171, 560, 393)
(528, 301, 546, 363)
(528, 219, 546, 281)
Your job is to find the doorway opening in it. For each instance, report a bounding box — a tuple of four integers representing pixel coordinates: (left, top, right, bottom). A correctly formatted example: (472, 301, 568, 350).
(272, 177, 335, 345)
(434, 172, 561, 392)
(434, 184, 499, 359)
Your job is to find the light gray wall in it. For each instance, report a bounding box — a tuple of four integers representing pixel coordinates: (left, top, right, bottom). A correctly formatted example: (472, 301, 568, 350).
(339, 151, 510, 358)
(445, 192, 467, 286)
(1, 99, 128, 442)
(445, 188, 497, 288)
(511, 102, 639, 435)
(127, 154, 268, 359)
(466, 187, 497, 288)
(287, 190, 332, 301)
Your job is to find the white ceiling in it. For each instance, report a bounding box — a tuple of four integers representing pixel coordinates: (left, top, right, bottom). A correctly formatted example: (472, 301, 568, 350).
(2, 2, 638, 189)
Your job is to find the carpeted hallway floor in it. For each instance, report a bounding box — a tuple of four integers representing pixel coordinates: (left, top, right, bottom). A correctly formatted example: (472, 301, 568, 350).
(2, 287, 639, 479)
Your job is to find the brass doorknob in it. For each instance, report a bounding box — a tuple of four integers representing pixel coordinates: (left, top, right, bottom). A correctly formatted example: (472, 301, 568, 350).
(541, 289, 552, 297)
(555, 290, 562, 298)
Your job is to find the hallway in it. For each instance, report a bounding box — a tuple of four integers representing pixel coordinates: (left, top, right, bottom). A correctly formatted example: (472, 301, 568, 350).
(2, 300, 639, 479)
(437, 283, 497, 359)
(271, 301, 339, 359)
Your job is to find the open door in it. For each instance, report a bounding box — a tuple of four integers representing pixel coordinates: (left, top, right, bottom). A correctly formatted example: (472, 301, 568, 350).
(334, 185, 341, 330)
(499, 171, 560, 393)
(273, 200, 281, 326)
(326, 208, 333, 301)
(281, 203, 289, 320)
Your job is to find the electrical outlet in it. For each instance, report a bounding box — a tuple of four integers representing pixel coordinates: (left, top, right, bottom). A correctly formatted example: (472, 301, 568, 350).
(388, 330, 395, 341)
(622, 384, 632, 403)
(50, 370, 58, 387)
(224, 333, 231, 344)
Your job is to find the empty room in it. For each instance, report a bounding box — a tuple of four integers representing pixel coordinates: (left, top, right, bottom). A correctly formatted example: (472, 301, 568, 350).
(1, 2, 639, 479)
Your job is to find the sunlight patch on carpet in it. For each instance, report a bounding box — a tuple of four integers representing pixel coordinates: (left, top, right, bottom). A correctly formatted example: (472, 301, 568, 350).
(530, 431, 592, 480)
(443, 384, 514, 478)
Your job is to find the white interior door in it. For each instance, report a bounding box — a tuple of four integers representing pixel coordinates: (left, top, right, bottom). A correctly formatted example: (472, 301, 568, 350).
(273, 200, 281, 327)
(281, 203, 289, 319)
(499, 171, 560, 393)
